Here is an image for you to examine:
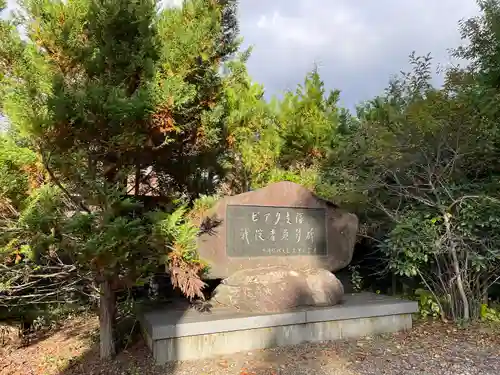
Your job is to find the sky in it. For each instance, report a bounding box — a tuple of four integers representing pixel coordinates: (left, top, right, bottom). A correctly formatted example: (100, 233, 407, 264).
(2, 0, 481, 111)
(237, 0, 481, 108)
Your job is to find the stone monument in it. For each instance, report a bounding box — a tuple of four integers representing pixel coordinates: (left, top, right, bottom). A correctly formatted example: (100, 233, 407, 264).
(197, 181, 359, 312)
(139, 182, 418, 364)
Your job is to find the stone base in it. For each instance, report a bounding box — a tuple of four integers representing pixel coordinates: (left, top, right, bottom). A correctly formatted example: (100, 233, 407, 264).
(212, 266, 344, 313)
(139, 293, 418, 365)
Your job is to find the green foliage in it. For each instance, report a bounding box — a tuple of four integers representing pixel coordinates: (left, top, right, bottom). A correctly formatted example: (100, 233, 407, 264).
(223, 62, 352, 201)
(66, 202, 153, 282)
(480, 303, 500, 322)
(360, 41, 500, 321)
(414, 288, 442, 319)
(151, 205, 208, 298)
(152, 206, 200, 263)
(0, 183, 92, 329)
(276, 68, 343, 168)
(255, 165, 318, 190)
(380, 211, 438, 278)
(185, 193, 220, 232)
(3, 0, 500, 343)
(191, 194, 220, 216)
(378, 190, 500, 321)
(1, 184, 66, 260)
(0, 136, 39, 207)
(221, 53, 281, 192)
(19, 185, 64, 230)
(0, 0, 239, 284)
(348, 265, 363, 292)
(328, 1, 500, 323)
(0, 0, 240, 355)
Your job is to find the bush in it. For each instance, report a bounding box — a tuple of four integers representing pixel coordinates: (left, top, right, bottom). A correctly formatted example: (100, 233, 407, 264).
(380, 196, 500, 321)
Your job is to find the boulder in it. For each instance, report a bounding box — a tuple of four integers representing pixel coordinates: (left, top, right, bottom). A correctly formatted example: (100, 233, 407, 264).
(211, 266, 344, 313)
(197, 181, 358, 279)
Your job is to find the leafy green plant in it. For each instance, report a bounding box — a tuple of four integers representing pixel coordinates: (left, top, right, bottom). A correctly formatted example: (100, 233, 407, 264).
(414, 288, 442, 319)
(151, 206, 208, 298)
(380, 196, 500, 322)
(0, 136, 41, 207)
(480, 303, 500, 323)
(348, 265, 363, 292)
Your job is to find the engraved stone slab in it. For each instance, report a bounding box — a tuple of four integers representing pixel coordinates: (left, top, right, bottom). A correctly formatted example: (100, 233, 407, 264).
(196, 181, 359, 279)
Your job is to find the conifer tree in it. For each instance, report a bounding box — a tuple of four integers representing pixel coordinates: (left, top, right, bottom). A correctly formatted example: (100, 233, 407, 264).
(0, 0, 239, 358)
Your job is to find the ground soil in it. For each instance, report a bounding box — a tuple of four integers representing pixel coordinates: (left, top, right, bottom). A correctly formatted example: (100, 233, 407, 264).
(1, 316, 499, 375)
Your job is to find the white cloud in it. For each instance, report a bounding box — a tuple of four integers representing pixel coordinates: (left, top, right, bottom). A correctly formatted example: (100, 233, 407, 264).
(251, 4, 381, 65)
(256, 11, 329, 48)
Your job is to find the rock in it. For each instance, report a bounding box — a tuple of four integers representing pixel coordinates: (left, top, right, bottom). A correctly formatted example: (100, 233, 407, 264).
(197, 181, 359, 279)
(211, 266, 344, 312)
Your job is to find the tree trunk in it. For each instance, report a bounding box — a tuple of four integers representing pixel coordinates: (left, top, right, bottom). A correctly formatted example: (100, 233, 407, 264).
(134, 165, 141, 196)
(450, 250, 469, 320)
(444, 213, 470, 321)
(99, 279, 116, 359)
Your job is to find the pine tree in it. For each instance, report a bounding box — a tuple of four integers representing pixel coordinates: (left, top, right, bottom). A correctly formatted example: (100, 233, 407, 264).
(0, 0, 239, 358)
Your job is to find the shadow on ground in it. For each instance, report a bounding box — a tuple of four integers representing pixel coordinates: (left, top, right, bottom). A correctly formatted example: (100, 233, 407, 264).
(52, 282, 193, 375)
(54, 279, 332, 375)
(5, 304, 497, 375)
(10, 272, 353, 375)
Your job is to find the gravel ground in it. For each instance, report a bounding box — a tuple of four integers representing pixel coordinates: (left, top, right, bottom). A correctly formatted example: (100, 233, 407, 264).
(1, 318, 499, 375)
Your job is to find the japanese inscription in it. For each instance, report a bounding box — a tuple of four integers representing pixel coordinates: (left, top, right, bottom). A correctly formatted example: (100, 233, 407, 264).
(226, 205, 327, 257)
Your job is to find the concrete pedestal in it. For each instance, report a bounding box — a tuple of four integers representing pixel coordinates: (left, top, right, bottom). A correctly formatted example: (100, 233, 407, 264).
(139, 292, 418, 365)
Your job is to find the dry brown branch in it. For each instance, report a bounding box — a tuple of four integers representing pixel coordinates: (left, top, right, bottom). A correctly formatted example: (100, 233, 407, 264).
(167, 251, 206, 301)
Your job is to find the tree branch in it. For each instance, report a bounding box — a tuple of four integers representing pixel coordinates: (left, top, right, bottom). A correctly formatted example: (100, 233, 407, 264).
(41, 152, 91, 213)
